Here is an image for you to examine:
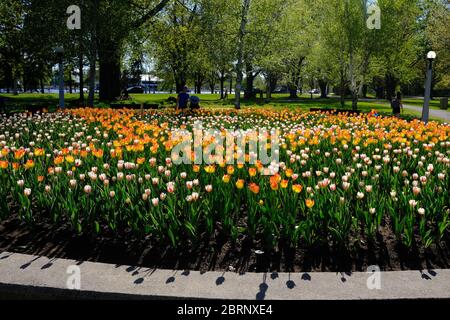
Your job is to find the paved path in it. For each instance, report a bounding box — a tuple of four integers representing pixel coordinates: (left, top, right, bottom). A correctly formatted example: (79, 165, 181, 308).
(402, 104, 449, 122)
(1, 252, 450, 300)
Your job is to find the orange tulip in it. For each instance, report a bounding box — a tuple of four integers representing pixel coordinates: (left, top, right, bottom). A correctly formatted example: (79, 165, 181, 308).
(270, 174, 281, 190)
(249, 183, 260, 194)
(270, 181, 279, 191)
(249, 167, 257, 177)
(14, 150, 25, 160)
(285, 169, 293, 178)
(80, 150, 88, 158)
(0, 160, 8, 169)
(54, 156, 64, 165)
(306, 199, 315, 208)
(281, 179, 289, 189)
(270, 174, 281, 185)
(93, 149, 104, 158)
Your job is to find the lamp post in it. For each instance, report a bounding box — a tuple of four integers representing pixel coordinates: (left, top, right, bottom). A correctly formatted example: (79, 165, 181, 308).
(422, 50, 436, 123)
(54, 46, 65, 109)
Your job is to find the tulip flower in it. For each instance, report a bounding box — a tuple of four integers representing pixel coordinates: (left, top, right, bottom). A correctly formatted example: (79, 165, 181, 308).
(248, 183, 260, 194)
(306, 199, 315, 208)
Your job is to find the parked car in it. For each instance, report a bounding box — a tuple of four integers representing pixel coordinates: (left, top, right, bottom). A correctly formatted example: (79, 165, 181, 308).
(273, 86, 290, 94)
(126, 86, 144, 94)
(309, 89, 320, 94)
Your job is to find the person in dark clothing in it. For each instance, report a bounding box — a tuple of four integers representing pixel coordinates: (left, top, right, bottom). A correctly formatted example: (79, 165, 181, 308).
(189, 96, 201, 109)
(391, 93, 403, 116)
(177, 86, 190, 110)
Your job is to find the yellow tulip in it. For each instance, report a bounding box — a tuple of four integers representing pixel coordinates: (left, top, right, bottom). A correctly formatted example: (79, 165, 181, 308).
(222, 174, 231, 184)
(236, 179, 245, 189)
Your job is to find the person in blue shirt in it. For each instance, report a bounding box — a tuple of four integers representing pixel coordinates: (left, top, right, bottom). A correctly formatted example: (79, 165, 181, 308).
(177, 86, 190, 110)
(189, 95, 200, 109)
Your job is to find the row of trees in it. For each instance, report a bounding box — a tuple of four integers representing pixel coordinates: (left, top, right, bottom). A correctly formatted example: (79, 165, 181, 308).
(0, 0, 170, 104)
(1, 0, 449, 109)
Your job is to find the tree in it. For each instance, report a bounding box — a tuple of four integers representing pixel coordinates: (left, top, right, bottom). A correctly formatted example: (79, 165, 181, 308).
(234, 0, 251, 109)
(276, 0, 313, 99)
(0, 0, 28, 95)
(92, 0, 170, 100)
(425, 0, 450, 91)
(148, 1, 200, 94)
(199, 0, 239, 98)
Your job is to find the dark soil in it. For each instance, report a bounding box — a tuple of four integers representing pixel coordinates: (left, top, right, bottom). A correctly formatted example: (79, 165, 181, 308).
(0, 214, 449, 273)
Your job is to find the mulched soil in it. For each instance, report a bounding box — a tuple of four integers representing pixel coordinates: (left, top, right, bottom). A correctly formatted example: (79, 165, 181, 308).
(0, 214, 449, 273)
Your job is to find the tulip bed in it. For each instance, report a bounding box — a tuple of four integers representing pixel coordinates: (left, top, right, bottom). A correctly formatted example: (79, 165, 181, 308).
(0, 108, 449, 256)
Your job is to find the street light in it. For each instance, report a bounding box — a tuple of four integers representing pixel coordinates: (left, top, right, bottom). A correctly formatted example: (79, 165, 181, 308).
(422, 50, 436, 123)
(53, 46, 65, 109)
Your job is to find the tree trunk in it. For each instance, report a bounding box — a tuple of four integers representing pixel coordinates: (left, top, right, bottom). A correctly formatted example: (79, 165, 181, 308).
(245, 78, 254, 99)
(339, 69, 345, 108)
(318, 79, 328, 98)
(174, 72, 187, 94)
(220, 76, 225, 99)
(348, 50, 358, 110)
(265, 73, 274, 100)
(266, 73, 277, 99)
(40, 78, 45, 94)
(362, 84, 368, 98)
(5, 65, 12, 94)
(79, 54, 85, 104)
(219, 70, 226, 99)
(99, 43, 121, 101)
(352, 91, 358, 110)
(385, 73, 398, 101)
(88, 55, 96, 107)
(13, 75, 18, 96)
(235, 0, 251, 109)
(289, 88, 298, 99)
(244, 63, 255, 99)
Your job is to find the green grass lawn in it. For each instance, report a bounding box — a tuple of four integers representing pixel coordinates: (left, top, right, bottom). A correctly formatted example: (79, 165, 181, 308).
(1, 92, 447, 122)
(0, 93, 82, 105)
